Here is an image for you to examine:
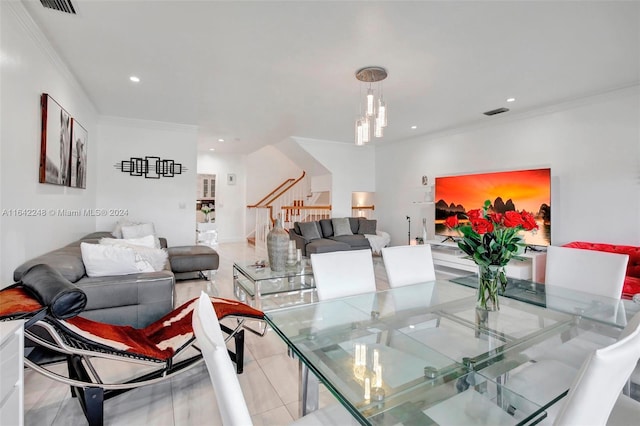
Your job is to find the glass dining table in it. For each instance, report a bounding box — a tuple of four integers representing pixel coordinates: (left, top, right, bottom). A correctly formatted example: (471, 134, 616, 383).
(265, 278, 632, 425)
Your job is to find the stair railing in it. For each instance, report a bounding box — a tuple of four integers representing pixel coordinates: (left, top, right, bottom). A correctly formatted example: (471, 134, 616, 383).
(248, 171, 308, 246)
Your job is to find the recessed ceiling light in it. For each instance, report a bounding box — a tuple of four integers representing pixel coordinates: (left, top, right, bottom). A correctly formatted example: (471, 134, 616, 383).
(411, 125, 417, 129)
(506, 97, 515, 103)
(209, 148, 215, 151)
(217, 138, 225, 142)
(129, 76, 140, 83)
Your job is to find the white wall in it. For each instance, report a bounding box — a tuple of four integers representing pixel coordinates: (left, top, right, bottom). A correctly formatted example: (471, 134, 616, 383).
(0, 2, 98, 284)
(245, 145, 303, 235)
(311, 174, 332, 193)
(295, 137, 376, 217)
(376, 86, 640, 247)
(95, 118, 197, 246)
(197, 152, 247, 243)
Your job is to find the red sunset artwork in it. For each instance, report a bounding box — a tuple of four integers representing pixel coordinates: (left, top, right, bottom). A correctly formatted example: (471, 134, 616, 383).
(434, 168, 551, 246)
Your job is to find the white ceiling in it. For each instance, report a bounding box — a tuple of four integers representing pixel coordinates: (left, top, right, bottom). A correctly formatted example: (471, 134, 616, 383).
(21, 0, 640, 154)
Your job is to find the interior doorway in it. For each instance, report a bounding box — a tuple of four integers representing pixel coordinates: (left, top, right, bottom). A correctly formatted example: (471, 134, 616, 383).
(197, 173, 216, 223)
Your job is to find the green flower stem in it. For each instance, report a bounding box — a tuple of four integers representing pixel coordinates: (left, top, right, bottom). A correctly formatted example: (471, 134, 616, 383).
(477, 265, 504, 311)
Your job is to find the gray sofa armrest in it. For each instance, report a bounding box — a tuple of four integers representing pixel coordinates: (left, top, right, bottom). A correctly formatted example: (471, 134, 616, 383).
(75, 271, 175, 328)
(289, 229, 308, 256)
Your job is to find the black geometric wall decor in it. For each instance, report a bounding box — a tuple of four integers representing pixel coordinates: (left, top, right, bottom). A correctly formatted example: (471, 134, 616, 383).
(114, 156, 188, 179)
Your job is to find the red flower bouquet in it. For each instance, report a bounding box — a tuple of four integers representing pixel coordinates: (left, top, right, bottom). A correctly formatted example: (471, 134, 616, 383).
(445, 200, 539, 310)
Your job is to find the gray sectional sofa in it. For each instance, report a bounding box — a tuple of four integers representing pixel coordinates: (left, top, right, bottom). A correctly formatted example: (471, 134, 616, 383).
(13, 232, 175, 328)
(289, 217, 375, 256)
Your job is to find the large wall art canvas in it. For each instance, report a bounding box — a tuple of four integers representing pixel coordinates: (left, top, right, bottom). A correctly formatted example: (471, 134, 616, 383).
(434, 168, 551, 246)
(40, 94, 71, 186)
(70, 119, 88, 189)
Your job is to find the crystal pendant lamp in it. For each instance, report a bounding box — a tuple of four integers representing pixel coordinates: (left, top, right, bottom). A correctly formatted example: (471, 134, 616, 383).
(355, 66, 388, 146)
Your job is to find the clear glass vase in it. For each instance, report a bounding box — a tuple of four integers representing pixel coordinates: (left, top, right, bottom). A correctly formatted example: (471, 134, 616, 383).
(477, 264, 505, 311)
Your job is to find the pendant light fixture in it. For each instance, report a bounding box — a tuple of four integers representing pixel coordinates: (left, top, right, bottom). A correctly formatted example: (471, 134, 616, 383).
(355, 66, 388, 145)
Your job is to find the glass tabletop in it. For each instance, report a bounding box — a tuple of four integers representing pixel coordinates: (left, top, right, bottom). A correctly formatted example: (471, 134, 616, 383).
(265, 280, 626, 425)
(234, 259, 313, 282)
(450, 274, 629, 327)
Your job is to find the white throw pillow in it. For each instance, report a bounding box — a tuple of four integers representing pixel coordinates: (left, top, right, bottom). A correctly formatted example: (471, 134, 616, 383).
(120, 223, 161, 248)
(101, 235, 156, 249)
(81, 242, 141, 277)
(121, 223, 155, 239)
(99, 238, 168, 272)
(112, 219, 141, 239)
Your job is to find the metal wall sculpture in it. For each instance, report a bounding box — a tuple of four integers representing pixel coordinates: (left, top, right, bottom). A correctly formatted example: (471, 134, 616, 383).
(114, 156, 188, 179)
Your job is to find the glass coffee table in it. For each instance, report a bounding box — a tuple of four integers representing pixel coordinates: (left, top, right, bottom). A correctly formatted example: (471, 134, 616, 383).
(233, 259, 316, 333)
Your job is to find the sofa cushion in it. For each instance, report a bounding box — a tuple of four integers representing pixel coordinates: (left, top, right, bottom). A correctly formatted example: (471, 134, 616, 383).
(624, 276, 640, 299)
(299, 221, 322, 242)
(293, 222, 302, 235)
(13, 246, 86, 283)
(329, 235, 370, 249)
(358, 219, 377, 235)
(332, 218, 353, 236)
(348, 217, 360, 234)
(319, 219, 333, 238)
(305, 239, 351, 255)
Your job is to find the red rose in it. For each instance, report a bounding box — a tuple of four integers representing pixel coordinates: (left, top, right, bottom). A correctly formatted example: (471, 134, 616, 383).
(471, 218, 494, 234)
(520, 211, 539, 231)
(466, 209, 483, 221)
(488, 212, 503, 224)
(444, 215, 459, 228)
(502, 211, 524, 228)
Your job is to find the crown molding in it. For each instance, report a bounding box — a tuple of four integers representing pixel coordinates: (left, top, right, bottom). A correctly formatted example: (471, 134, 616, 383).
(5, 1, 97, 115)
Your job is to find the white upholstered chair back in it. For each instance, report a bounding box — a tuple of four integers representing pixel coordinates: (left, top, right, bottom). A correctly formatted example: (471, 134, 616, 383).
(310, 249, 376, 301)
(545, 246, 628, 298)
(381, 244, 436, 288)
(193, 292, 253, 426)
(553, 312, 640, 425)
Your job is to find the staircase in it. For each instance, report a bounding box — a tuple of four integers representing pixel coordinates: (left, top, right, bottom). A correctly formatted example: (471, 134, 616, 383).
(247, 172, 332, 247)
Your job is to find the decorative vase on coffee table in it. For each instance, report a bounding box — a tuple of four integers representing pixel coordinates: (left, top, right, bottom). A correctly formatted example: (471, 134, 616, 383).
(267, 217, 288, 272)
(476, 264, 505, 311)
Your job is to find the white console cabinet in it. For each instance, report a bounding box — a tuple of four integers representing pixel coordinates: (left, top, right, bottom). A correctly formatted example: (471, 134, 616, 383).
(427, 239, 546, 282)
(0, 320, 24, 426)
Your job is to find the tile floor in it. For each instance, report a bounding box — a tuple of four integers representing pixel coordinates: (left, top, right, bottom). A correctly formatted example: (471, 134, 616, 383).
(22, 242, 394, 426)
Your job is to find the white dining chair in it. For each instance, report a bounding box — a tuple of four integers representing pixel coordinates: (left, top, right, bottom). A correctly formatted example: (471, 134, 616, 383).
(553, 311, 640, 425)
(545, 245, 629, 299)
(192, 291, 253, 426)
(381, 244, 436, 288)
(193, 291, 358, 425)
(310, 249, 376, 300)
(502, 312, 640, 425)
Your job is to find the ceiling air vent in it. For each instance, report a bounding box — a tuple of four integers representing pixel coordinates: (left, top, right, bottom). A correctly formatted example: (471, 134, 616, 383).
(483, 107, 510, 116)
(40, 0, 76, 14)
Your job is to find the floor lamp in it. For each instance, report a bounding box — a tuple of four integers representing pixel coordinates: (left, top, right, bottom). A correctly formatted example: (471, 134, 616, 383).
(406, 216, 411, 245)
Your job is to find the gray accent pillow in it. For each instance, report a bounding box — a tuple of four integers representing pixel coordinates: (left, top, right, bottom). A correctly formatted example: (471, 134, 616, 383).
(332, 218, 353, 236)
(319, 219, 333, 237)
(348, 217, 360, 234)
(299, 221, 322, 241)
(358, 219, 377, 235)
